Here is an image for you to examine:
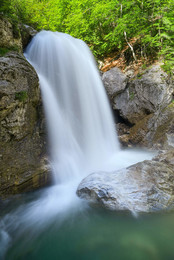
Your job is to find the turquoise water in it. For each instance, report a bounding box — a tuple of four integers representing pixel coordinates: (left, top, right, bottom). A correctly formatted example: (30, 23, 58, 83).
(1, 189, 174, 260)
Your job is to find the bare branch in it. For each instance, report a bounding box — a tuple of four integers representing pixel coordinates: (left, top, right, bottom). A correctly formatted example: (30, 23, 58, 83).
(124, 31, 137, 62)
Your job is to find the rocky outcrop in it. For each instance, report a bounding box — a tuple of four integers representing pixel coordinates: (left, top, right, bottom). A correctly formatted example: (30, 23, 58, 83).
(102, 67, 127, 102)
(115, 65, 173, 124)
(0, 52, 51, 198)
(0, 16, 22, 51)
(0, 15, 37, 53)
(128, 103, 174, 149)
(102, 64, 174, 148)
(20, 24, 37, 49)
(77, 149, 174, 213)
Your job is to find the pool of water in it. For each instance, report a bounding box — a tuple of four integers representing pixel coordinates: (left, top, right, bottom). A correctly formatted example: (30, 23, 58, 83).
(1, 187, 174, 260)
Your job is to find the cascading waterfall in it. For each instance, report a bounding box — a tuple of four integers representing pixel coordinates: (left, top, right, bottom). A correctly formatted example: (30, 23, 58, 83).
(25, 30, 120, 183)
(0, 31, 156, 259)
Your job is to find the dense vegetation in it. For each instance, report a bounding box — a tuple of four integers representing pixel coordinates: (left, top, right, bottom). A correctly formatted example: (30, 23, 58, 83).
(1, 0, 174, 72)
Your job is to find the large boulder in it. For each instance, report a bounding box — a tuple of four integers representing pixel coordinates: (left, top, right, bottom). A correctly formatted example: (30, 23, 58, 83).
(77, 149, 174, 213)
(0, 52, 51, 198)
(102, 67, 128, 102)
(102, 65, 174, 124)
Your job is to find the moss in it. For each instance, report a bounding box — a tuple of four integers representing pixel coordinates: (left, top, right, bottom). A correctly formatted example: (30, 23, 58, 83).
(153, 105, 174, 143)
(15, 91, 28, 102)
(12, 21, 20, 39)
(165, 102, 174, 109)
(0, 47, 10, 56)
(153, 124, 169, 143)
(0, 46, 20, 56)
(129, 92, 135, 100)
(128, 87, 135, 100)
(129, 114, 152, 144)
(136, 72, 143, 79)
(141, 63, 147, 70)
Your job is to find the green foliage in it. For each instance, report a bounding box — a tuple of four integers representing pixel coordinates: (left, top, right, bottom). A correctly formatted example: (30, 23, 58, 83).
(15, 91, 28, 102)
(0, 0, 13, 15)
(0, 46, 20, 56)
(129, 92, 135, 100)
(2, 0, 173, 72)
(0, 47, 10, 56)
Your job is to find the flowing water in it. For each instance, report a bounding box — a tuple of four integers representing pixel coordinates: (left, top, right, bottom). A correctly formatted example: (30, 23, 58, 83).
(0, 31, 173, 259)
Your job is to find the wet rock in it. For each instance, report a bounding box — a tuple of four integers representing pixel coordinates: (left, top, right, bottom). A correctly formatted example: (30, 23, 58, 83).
(77, 149, 174, 213)
(20, 24, 38, 49)
(0, 52, 51, 198)
(116, 123, 132, 147)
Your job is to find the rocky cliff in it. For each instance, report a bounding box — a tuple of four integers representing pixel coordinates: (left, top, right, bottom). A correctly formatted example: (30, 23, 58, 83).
(0, 17, 51, 198)
(102, 65, 174, 149)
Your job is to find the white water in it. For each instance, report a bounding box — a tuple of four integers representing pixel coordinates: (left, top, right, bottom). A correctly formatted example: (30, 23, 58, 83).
(22, 29, 154, 217)
(25, 31, 121, 183)
(0, 31, 155, 258)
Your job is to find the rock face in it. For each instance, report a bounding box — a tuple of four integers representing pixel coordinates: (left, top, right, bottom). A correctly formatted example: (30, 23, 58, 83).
(77, 149, 174, 213)
(0, 16, 22, 51)
(102, 64, 174, 149)
(20, 24, 38, 49)
(114, 65, 173, 124)
(129, 103, 174, 149)
(0, 52, 51, 198)
(102, 67, 127, 102)
(102, 65, 174, 124)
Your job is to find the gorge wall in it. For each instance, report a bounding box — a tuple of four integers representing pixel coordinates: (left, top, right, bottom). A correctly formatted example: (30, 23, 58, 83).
(102, 66, 174, 150)
(0, 17, 51, 198)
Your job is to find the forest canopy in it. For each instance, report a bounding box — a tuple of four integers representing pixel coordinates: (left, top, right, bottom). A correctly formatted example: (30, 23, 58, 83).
(1, 0, 174, 72)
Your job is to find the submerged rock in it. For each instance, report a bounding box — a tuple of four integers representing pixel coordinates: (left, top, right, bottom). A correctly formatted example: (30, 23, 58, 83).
(77, 149, 174, 213)
(0, 52, 51, 198)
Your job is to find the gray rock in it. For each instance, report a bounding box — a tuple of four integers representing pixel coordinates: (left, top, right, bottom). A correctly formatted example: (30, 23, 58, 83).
(77, 149, 174, 213)
(105, 65, 174, 124)
(0, 16, 22, 51)
(0, 52, 51, 198)
(128, 103, 174, 149)
(20, 24, 38, 49)
(102, 67, 128, 101)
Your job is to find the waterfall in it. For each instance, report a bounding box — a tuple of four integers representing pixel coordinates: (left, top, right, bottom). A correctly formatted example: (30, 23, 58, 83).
(25, 30, 120, 183)
(0, 31, 157, 259)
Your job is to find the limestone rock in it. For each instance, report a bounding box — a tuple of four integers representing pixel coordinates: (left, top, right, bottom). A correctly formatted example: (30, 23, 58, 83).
(0, 16, 22, 51)
(128, 103, 174, 149)
(103, 65, 174, 124)
(77, 149, 174, 213)
(102, 67, 128, 101)
(0, 52, 51, 198)
(20, 24, 38, 49)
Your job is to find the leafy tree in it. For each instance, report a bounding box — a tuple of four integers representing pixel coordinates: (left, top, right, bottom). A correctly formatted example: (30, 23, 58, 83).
(5, 0, 174, 72)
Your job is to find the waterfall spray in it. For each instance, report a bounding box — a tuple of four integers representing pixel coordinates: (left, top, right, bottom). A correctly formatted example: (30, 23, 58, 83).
(25, 31, 120, 183)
